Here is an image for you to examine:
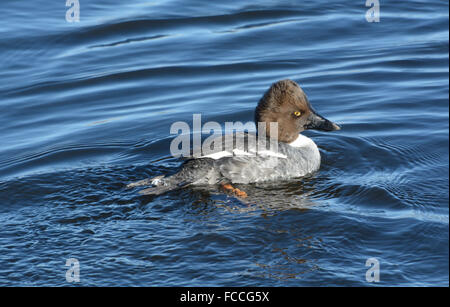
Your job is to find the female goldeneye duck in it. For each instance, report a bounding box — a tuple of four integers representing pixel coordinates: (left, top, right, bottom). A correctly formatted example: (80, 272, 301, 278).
(127, 79, 340, 197)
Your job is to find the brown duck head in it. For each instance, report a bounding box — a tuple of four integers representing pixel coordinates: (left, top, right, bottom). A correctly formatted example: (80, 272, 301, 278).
(255, 79, 340, 143)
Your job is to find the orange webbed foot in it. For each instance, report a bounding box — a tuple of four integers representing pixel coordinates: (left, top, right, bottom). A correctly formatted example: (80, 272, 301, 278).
(221, 183, 247, 198)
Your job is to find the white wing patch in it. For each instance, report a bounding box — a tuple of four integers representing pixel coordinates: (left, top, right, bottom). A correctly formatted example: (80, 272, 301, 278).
(200, 151, 233, 159)
(232, 148, 254, 156)
(200, 149, 287, 160)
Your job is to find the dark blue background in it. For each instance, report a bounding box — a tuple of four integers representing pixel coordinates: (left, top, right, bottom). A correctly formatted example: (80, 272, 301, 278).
(0, 0, 448, 286)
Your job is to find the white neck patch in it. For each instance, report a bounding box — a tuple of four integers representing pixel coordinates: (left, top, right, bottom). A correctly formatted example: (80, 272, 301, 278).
(289, 134, 315, 148)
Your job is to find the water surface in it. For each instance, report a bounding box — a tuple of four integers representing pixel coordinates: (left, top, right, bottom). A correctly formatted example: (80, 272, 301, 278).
(0, 0, 448, 286)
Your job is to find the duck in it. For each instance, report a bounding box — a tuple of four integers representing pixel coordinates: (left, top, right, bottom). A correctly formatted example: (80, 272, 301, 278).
(127, 79, 340, 196)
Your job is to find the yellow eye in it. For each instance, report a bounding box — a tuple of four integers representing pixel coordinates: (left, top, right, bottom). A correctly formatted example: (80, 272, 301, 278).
(294, 111, 302, 117)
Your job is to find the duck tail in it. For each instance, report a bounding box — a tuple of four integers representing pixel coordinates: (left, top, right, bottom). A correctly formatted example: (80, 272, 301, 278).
(127, 175, 187, 196)
(138, 175, 173, 196)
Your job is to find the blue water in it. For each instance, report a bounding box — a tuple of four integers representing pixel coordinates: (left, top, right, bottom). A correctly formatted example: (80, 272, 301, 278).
(0, 0, 448, 286)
